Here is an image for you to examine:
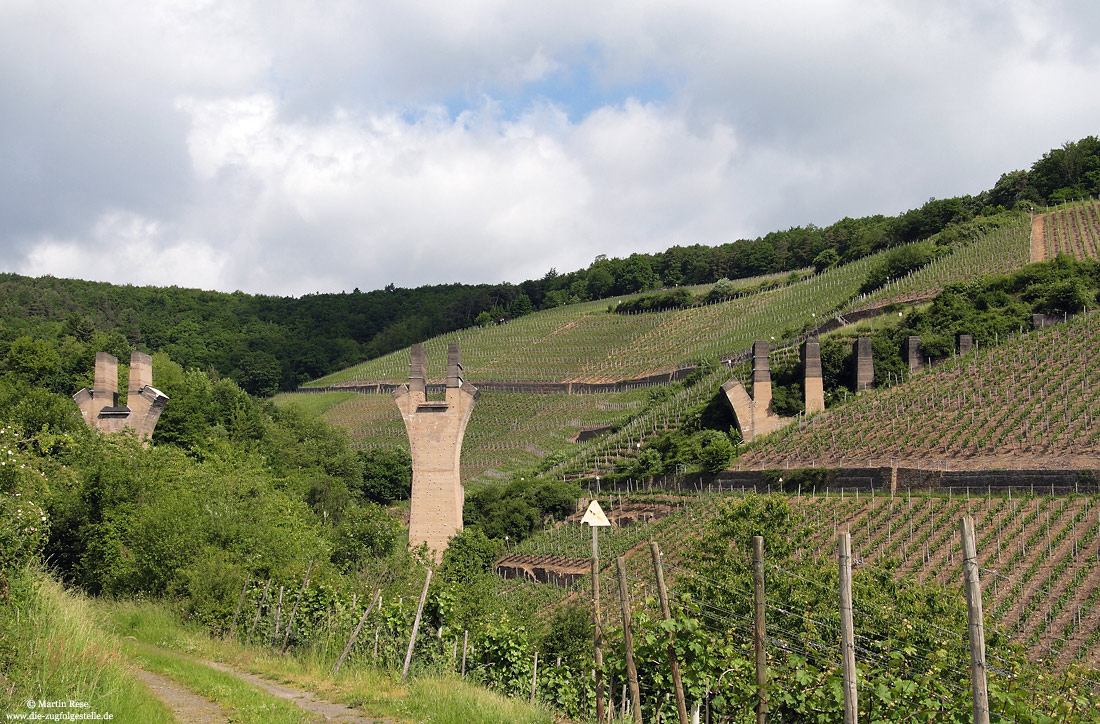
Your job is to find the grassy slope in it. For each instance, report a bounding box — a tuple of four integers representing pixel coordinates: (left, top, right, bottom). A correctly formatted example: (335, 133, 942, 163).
(0, 574, 174, 722)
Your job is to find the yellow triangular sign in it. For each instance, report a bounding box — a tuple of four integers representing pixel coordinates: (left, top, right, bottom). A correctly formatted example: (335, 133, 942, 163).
(581, 499, 611, 527)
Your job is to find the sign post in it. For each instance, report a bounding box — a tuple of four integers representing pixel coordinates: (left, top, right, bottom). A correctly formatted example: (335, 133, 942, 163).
(582, 499, 611, 723)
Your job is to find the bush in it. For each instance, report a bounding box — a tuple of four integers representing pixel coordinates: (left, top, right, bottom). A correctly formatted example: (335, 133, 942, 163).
(695, 430, 734, 474)
(330, 503, 399, 571)
(439, 527, 502, 583)
(358, 448, 412, 503)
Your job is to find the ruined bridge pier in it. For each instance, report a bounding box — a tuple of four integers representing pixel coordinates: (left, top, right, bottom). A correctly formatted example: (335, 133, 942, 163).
(393, 343, 478, 561)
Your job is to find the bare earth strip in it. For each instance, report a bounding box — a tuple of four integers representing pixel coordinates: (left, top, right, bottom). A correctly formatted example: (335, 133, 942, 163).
(202, 660, 395, 723)
(1032, 212, 1047, 262)
(131, 668, 231, 724)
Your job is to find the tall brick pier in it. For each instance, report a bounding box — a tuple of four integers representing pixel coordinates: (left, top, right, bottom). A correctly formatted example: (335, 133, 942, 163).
(393, 343, 478, 561)
(73, 351, 168, 437)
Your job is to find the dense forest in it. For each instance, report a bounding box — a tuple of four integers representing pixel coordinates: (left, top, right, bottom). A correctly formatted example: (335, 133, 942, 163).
(1, 137, 1097, 396)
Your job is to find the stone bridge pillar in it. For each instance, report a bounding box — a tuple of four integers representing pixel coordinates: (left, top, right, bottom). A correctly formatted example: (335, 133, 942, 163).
(854, 337, 874, 392)
(722, 340, 795, 443)
(393, 343, 478, 561)
(903, 336, 923, 374)
(74, 351, 168, 437)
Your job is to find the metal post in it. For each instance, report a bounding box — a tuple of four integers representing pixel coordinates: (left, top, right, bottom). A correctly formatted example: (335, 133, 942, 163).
(593, 525, 606, 723)
(461, 629, 469, 676)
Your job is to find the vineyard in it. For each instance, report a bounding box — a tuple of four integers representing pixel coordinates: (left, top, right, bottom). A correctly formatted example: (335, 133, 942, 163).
(304, 258, 879, 386)
(306, 216, 1028, 390)
(275, 387, 651, 483)
(478, 487, 1100, 722)
(1041, 199, 1100, 260)
(739, 308, 1100, 469)
(840, 213, 1030, 314)
(495, 488, 1100, 670)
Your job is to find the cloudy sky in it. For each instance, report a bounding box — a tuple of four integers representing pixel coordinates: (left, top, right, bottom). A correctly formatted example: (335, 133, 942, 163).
(1, 1, 1097, 297)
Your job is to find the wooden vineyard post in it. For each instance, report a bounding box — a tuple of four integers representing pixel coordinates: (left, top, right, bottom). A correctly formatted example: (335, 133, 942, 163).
(752, 536, 767, 724)
(272, 586, 284, 646)
(461, 629, 468, 677)
(531, 651, 539, 704)
(247, 579, 272, 642)
(650, 542, 688, 724)
(402, 568, 433, 682)
(332, 589, 382, 677)
(960, 516, 991, 724)
(281, 561, 313, 654)
(616, 557, 643, 724)
(838, 532, 858, 724)
(228, 574, 251, 639)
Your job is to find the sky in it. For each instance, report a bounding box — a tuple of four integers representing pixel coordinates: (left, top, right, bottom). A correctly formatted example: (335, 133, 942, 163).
(1, 1, 1098, 297)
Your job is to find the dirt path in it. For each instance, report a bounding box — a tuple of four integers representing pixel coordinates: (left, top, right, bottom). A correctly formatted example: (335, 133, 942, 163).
(202, 660, 395, 723)
(131, 668, 230, 724)
(1032, 212, 1047, 262)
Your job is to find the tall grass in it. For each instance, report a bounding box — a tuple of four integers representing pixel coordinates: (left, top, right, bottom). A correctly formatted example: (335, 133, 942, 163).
(0, 569, 173, 723)
(106, 596, 558, 724)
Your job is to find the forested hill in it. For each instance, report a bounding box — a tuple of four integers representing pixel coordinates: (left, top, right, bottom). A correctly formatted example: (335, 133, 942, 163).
(1, 136, 1097, 396)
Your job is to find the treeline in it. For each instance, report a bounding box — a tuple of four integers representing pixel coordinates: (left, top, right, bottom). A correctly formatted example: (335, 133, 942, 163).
(1, 136, 1096, 396)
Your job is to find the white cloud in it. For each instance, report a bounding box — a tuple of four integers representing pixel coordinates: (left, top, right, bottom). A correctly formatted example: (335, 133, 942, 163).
(2, 0, 1099, 295)
(21, 211, 228, 290)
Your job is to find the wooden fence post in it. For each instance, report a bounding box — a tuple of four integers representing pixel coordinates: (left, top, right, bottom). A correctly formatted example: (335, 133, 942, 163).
(531, 651, 539, 704)
(650, 542, 688, 724)
(960, 516, 991, 724)
(616, 557, 643, 724)
(228, 574, 251, 639)
(839, 532, 858, 724)
(752, 536, 767, 724)
(461, 629, 469, 677)
(402, 568, 433, 682)
(272, 586, 284, 646)
(332, 589, 382, 676)
(280, 560, 313, 654)
(247, 579, 271, 642)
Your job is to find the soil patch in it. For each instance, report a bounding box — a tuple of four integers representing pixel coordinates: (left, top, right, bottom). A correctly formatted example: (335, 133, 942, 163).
(1032, 212, 1047, 262)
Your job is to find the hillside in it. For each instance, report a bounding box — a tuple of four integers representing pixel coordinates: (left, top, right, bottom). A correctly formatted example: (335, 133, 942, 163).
(2, 137, 1096, 402)
(499, 487, 1100, 671)
(294, 213, 1044, 487)
(740, 308, 1100, 470)
(1039, 199, 1100, 260)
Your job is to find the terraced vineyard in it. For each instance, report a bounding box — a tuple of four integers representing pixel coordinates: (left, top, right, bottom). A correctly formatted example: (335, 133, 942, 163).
(1042, 199, 1100, 260)
(494, 488, 1100, 673)
(740, 308, 1100, 469)
(305, 258, 881, 386)
(840, 212, 1030, 314)
(275, 388, 650, 483)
